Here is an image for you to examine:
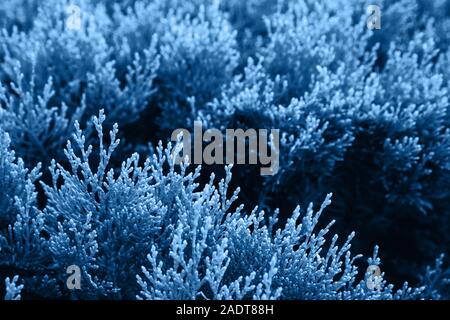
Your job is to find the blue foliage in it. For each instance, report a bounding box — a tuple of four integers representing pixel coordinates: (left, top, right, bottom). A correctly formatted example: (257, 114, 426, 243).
(0, 129, 44, 266)
(419, 254, 450, 299)
(41, 110, 166, 298)
(109, 1, 239, 130)
(0, 63, 86, 166)
(0, 0, 159, 167)
(0, 129, 54, 298)
(4, 276, 23, 300)
(0, 0, 449, 300)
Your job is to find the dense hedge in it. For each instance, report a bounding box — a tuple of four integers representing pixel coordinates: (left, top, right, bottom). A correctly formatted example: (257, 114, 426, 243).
(0, 0, 449, 299)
